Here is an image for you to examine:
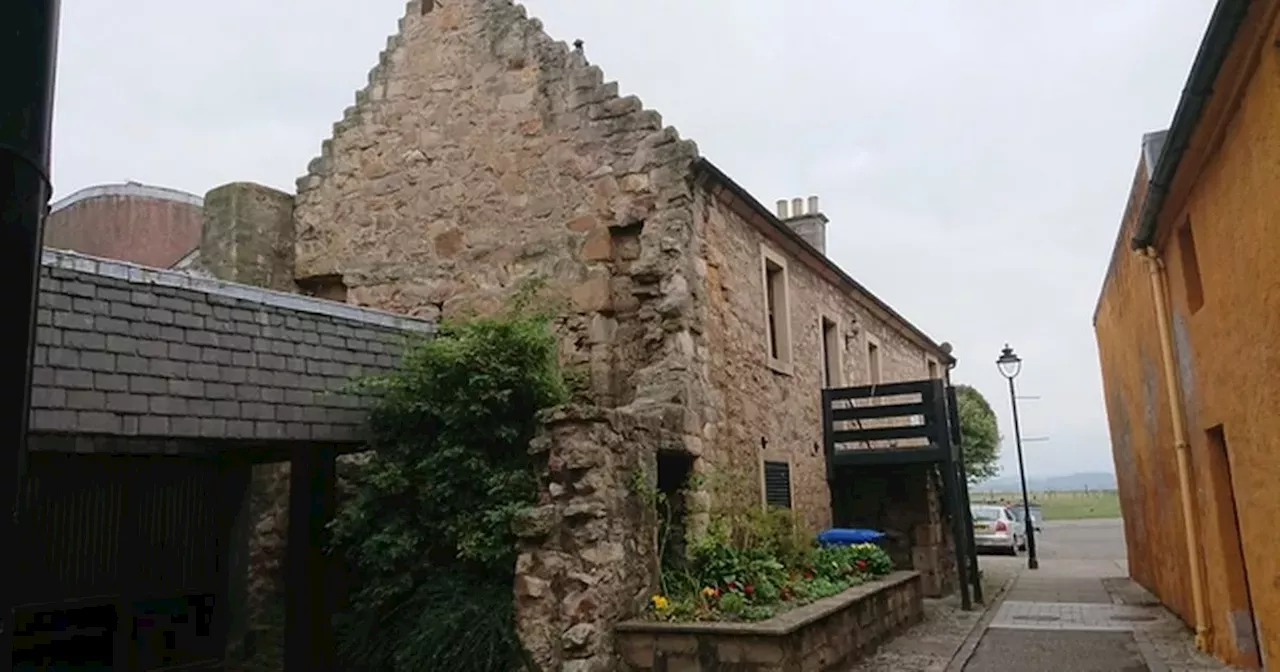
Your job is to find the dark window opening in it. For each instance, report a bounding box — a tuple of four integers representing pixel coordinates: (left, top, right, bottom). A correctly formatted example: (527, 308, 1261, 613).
(765, 261, 783, 360)
(867, 341, 882, 384)
(1177, 221, 1204, 314)
(297, 274, 349, 303)
(657, 452, 695, 571)
(763, 460, 792, 509)
(821, 317, 839, 388)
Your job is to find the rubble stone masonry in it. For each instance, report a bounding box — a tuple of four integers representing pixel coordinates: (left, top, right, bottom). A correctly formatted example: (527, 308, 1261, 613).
(287, 0, 951, 667)
(698, 187, 940, 532)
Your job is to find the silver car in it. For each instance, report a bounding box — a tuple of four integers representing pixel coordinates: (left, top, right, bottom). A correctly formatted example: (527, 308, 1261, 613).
(971, 504, 1025, 555)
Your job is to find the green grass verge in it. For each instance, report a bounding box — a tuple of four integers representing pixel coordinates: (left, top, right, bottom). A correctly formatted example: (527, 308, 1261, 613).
(971, 489, 1122, 521)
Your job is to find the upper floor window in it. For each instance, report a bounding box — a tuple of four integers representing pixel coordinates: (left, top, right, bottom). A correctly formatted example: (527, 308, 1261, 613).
(761, 246, 792, 371)
(821, 316, 841, 388)
(866, 337, 882, 384)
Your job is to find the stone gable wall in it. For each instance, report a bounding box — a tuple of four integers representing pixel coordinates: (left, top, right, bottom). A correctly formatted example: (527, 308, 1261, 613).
(697, 188, 937, 532)
(291, 0, 706, 436)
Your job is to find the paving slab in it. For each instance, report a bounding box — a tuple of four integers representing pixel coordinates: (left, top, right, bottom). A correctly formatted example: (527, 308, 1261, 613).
(964, 629, 1149, 672)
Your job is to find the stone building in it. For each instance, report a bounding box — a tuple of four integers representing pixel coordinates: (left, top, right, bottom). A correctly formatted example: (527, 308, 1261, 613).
(280, 0, 955, 667)
(1094, 0, 1280, 668)
(45, 1, 958, 667)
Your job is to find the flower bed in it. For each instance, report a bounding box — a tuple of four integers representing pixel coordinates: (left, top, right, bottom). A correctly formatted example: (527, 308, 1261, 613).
(617, 571, 923, 672)
(646, 541, 895, 624)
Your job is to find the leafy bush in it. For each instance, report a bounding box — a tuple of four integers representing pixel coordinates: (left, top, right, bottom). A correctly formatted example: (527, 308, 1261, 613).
(328, 303, 569, 672)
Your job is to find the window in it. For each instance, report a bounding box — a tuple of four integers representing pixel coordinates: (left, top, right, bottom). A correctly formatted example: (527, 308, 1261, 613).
(1177, 220, 1204, 314)
(927, 358, 939, 380)
(763, 460, 792, 509)
(761, 247, 792, 369)
(821, 316, 840, 388)
(866, 338, 882, 384)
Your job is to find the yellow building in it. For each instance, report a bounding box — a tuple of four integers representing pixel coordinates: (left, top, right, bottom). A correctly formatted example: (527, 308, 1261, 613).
(1093, 0, 1280, 668)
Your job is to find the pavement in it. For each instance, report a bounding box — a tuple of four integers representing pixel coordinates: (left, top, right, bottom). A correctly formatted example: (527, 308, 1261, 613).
(954, 518, 1239, 672)
(848, 518, 1240, 671)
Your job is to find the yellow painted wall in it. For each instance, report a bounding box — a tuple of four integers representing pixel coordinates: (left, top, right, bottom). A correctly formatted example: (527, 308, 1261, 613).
(1096, 5, 1280, 667)
(1094, 158, 1194, 627)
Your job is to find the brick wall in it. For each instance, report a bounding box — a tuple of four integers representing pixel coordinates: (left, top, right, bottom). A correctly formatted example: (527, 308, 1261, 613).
(30, 249, 433, 443)
(45, 183, 204, 269)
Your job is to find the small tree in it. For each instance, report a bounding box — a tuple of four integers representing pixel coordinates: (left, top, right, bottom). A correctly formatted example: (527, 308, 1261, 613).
(955, 384, 1001, 485)
(328, 301, 569, 672)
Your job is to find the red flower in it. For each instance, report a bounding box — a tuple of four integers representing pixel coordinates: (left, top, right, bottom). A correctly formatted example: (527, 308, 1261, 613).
(744, 584, 755, 596)
(856, 560, 868, 569)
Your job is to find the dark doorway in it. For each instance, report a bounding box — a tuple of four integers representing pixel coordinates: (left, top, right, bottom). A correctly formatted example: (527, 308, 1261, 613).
(1204, 425, 1261, 667)
(656, 452, 695, 573)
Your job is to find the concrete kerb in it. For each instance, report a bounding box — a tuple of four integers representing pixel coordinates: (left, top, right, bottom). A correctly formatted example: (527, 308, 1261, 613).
(942, 570, 1021, 672)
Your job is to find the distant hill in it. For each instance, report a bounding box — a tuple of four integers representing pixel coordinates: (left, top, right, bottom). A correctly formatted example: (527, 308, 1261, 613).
(976, 471, 1117, 493)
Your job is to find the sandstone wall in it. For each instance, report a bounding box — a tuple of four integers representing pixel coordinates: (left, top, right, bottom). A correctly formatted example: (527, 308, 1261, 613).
(291, 0, 707, 438)
(512, 405, 679, 671)
(697, 187, 939, 532)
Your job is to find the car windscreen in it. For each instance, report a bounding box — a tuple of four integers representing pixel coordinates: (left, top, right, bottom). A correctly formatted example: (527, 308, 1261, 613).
(971, 506, 1002, 521)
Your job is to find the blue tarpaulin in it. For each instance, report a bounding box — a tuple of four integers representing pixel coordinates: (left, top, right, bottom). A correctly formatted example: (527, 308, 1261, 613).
(816, 528, 886, 546)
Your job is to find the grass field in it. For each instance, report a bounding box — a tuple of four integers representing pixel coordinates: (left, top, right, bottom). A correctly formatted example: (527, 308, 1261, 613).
(971, 489, 1122, 521)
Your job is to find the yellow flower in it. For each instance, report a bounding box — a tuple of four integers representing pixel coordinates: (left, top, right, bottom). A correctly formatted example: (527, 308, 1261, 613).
(651, 594, 670, 610)
(701, 586, 717, 598)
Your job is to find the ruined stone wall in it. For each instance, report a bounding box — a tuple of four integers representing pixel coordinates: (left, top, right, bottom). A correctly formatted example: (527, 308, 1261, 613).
(292, 0, 706, 435)
(697, 187, 938, 533)
(512, 406, 681, 671)
(290, 2, 710, 668)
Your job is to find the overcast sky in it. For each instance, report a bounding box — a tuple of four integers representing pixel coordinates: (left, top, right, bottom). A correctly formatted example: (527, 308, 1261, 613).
(51, 1, 1215, 480)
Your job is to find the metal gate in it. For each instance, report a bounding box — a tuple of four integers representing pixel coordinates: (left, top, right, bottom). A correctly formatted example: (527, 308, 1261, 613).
(12, 452, 239, 671)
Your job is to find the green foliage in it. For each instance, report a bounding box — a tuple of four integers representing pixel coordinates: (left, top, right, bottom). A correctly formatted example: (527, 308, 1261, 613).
(328, 302, 569, 672)
(955, 384, 1001, 485)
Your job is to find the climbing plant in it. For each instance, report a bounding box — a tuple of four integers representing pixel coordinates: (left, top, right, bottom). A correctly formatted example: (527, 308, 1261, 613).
(327, 291, 569, 672)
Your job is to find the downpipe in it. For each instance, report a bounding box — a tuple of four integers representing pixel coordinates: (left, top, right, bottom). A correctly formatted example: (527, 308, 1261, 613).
(1143, 247, 1210, 650)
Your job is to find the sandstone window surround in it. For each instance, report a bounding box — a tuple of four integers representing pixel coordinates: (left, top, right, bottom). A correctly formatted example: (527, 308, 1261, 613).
(865, 333, 883, 385)
(926, 356, 940, 380)
(760, 458, 794, 510)
(820, 313, 843, 388)
(760, 245, 793, 374)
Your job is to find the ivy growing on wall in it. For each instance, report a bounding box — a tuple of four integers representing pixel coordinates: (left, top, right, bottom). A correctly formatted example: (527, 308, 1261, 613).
(328, 290, 569, 672)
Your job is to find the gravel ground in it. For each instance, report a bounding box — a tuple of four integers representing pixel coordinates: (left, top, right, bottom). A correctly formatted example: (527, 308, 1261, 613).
(842, 557, 1020, 672)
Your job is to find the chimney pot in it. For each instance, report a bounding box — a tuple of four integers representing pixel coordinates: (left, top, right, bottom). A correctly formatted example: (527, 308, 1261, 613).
(776, 199, 789, 219)
(808, 196, 819, 214)
(791, 197, 803, 217)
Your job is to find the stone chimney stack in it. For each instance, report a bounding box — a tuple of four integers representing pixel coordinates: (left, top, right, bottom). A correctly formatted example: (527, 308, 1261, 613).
(776, 194, 828, 255)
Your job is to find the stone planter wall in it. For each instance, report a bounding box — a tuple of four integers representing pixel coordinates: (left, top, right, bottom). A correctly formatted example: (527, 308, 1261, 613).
(615, 571, 923, 672)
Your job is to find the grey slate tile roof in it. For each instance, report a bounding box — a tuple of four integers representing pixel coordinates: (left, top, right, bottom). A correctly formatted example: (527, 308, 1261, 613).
(31, 249, 435, 444)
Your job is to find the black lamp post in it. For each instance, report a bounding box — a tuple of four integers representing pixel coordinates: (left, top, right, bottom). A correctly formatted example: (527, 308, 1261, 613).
(2, 0, 62, 660)
(997, 344, 1038, 570)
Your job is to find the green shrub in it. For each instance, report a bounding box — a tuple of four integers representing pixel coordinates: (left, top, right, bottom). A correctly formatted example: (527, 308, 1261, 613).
(328, 302, 569, 672)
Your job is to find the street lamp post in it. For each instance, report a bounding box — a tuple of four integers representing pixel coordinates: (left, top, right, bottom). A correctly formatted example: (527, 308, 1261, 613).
(997, 344, 1038, 570)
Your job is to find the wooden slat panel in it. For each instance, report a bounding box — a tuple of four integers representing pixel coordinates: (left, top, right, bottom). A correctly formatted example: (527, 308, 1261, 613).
(831, 425, 934, 444)
(824, 380, 937, 401)
(831, 402, 929, 422)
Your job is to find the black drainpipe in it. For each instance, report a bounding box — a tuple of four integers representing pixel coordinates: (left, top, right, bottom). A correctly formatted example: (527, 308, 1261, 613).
(0, 0, 61, 666)
(1131, 0, 1251, 249)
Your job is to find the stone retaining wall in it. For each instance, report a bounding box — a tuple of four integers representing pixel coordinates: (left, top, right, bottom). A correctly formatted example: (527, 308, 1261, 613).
(615, 571, 923, 672)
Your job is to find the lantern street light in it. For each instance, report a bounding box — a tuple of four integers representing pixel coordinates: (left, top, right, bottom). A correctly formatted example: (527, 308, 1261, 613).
(997, 344, 1038, 570)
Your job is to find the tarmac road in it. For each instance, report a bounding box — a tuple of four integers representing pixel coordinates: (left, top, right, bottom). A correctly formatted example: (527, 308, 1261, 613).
(1029, 518, 1128, 563)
